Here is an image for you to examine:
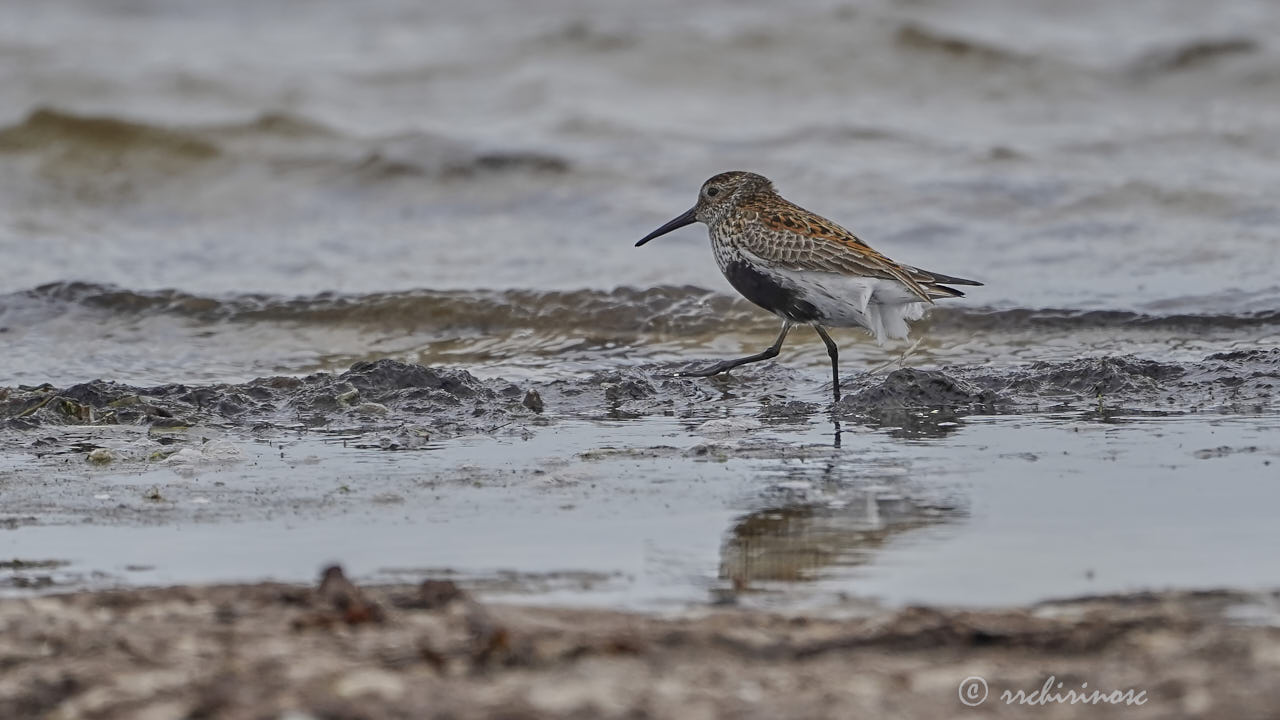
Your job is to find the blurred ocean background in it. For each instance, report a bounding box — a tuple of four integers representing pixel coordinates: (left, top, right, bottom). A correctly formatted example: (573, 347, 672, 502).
(1, 0, 1277, 384)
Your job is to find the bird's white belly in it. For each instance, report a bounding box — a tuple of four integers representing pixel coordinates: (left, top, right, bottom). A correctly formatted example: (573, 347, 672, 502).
(782, 269, 929, 344)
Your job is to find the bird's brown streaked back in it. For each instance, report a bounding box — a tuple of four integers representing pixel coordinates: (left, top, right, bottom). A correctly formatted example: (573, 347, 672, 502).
(731, 193, 944, 303)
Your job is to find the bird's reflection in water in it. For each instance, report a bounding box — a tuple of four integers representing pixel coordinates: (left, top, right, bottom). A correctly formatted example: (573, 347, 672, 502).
(843, 408, 970, 440)
(715, 404, 970, 593)
(719, 491, 958, 591)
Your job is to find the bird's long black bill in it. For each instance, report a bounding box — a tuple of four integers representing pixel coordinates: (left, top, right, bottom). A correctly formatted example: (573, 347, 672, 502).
(635, 207, 696, 247)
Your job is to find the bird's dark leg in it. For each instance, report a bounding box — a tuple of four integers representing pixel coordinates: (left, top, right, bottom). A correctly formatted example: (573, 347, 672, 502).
(813, 325, 841, 402)
(677, 321, 792, 378)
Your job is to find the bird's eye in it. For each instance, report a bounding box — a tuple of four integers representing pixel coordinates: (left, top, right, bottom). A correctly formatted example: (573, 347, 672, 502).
(706, 187, 720, 197)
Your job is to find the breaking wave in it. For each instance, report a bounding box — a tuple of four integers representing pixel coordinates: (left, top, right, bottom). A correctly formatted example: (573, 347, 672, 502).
(6, 282, 1279, 337)
(0, 108, 570, 181)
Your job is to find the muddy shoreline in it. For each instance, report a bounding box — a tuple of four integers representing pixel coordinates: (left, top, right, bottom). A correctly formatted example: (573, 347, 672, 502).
(0, 352, 1273, 542)
(4, 346, 1276, 437)
(2, 570, 1278, 719)
(3, 352, 1277, 608)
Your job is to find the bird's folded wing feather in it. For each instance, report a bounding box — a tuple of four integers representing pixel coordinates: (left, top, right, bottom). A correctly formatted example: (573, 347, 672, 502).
(747, 207, 938, 303)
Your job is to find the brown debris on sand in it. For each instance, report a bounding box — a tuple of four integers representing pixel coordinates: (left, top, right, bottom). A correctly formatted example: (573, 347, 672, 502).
(292, 565, 387, 629)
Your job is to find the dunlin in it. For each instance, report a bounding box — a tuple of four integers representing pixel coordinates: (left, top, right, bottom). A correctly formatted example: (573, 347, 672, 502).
(637, 171, 981, 401)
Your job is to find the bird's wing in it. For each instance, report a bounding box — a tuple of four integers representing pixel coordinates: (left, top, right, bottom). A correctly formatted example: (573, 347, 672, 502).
(745, 205, 939, 304)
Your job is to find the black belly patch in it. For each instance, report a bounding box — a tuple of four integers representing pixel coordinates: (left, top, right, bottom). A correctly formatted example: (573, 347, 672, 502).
(722, 261, 820, 323)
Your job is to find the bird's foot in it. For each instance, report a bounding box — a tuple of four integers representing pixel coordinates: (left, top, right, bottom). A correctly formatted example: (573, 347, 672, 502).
(671, 362, 732, 378)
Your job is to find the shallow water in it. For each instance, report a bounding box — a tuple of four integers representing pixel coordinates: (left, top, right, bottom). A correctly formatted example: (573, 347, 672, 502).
(4, 412, 1278, 609)
(2, 0, 1279, 609)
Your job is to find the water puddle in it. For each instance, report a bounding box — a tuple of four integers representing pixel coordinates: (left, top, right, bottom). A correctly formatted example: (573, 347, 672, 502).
(3, 412, 1277, 610)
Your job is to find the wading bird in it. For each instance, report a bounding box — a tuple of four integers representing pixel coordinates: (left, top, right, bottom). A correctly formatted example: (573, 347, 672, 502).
(637, 171, 981, 401)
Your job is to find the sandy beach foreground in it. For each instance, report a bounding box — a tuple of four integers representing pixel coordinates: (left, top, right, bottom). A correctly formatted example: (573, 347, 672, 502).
(2, 570, 1278, 719)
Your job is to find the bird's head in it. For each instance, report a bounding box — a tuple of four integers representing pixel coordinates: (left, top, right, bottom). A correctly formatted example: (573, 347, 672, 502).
(636, 171, 774, 246)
